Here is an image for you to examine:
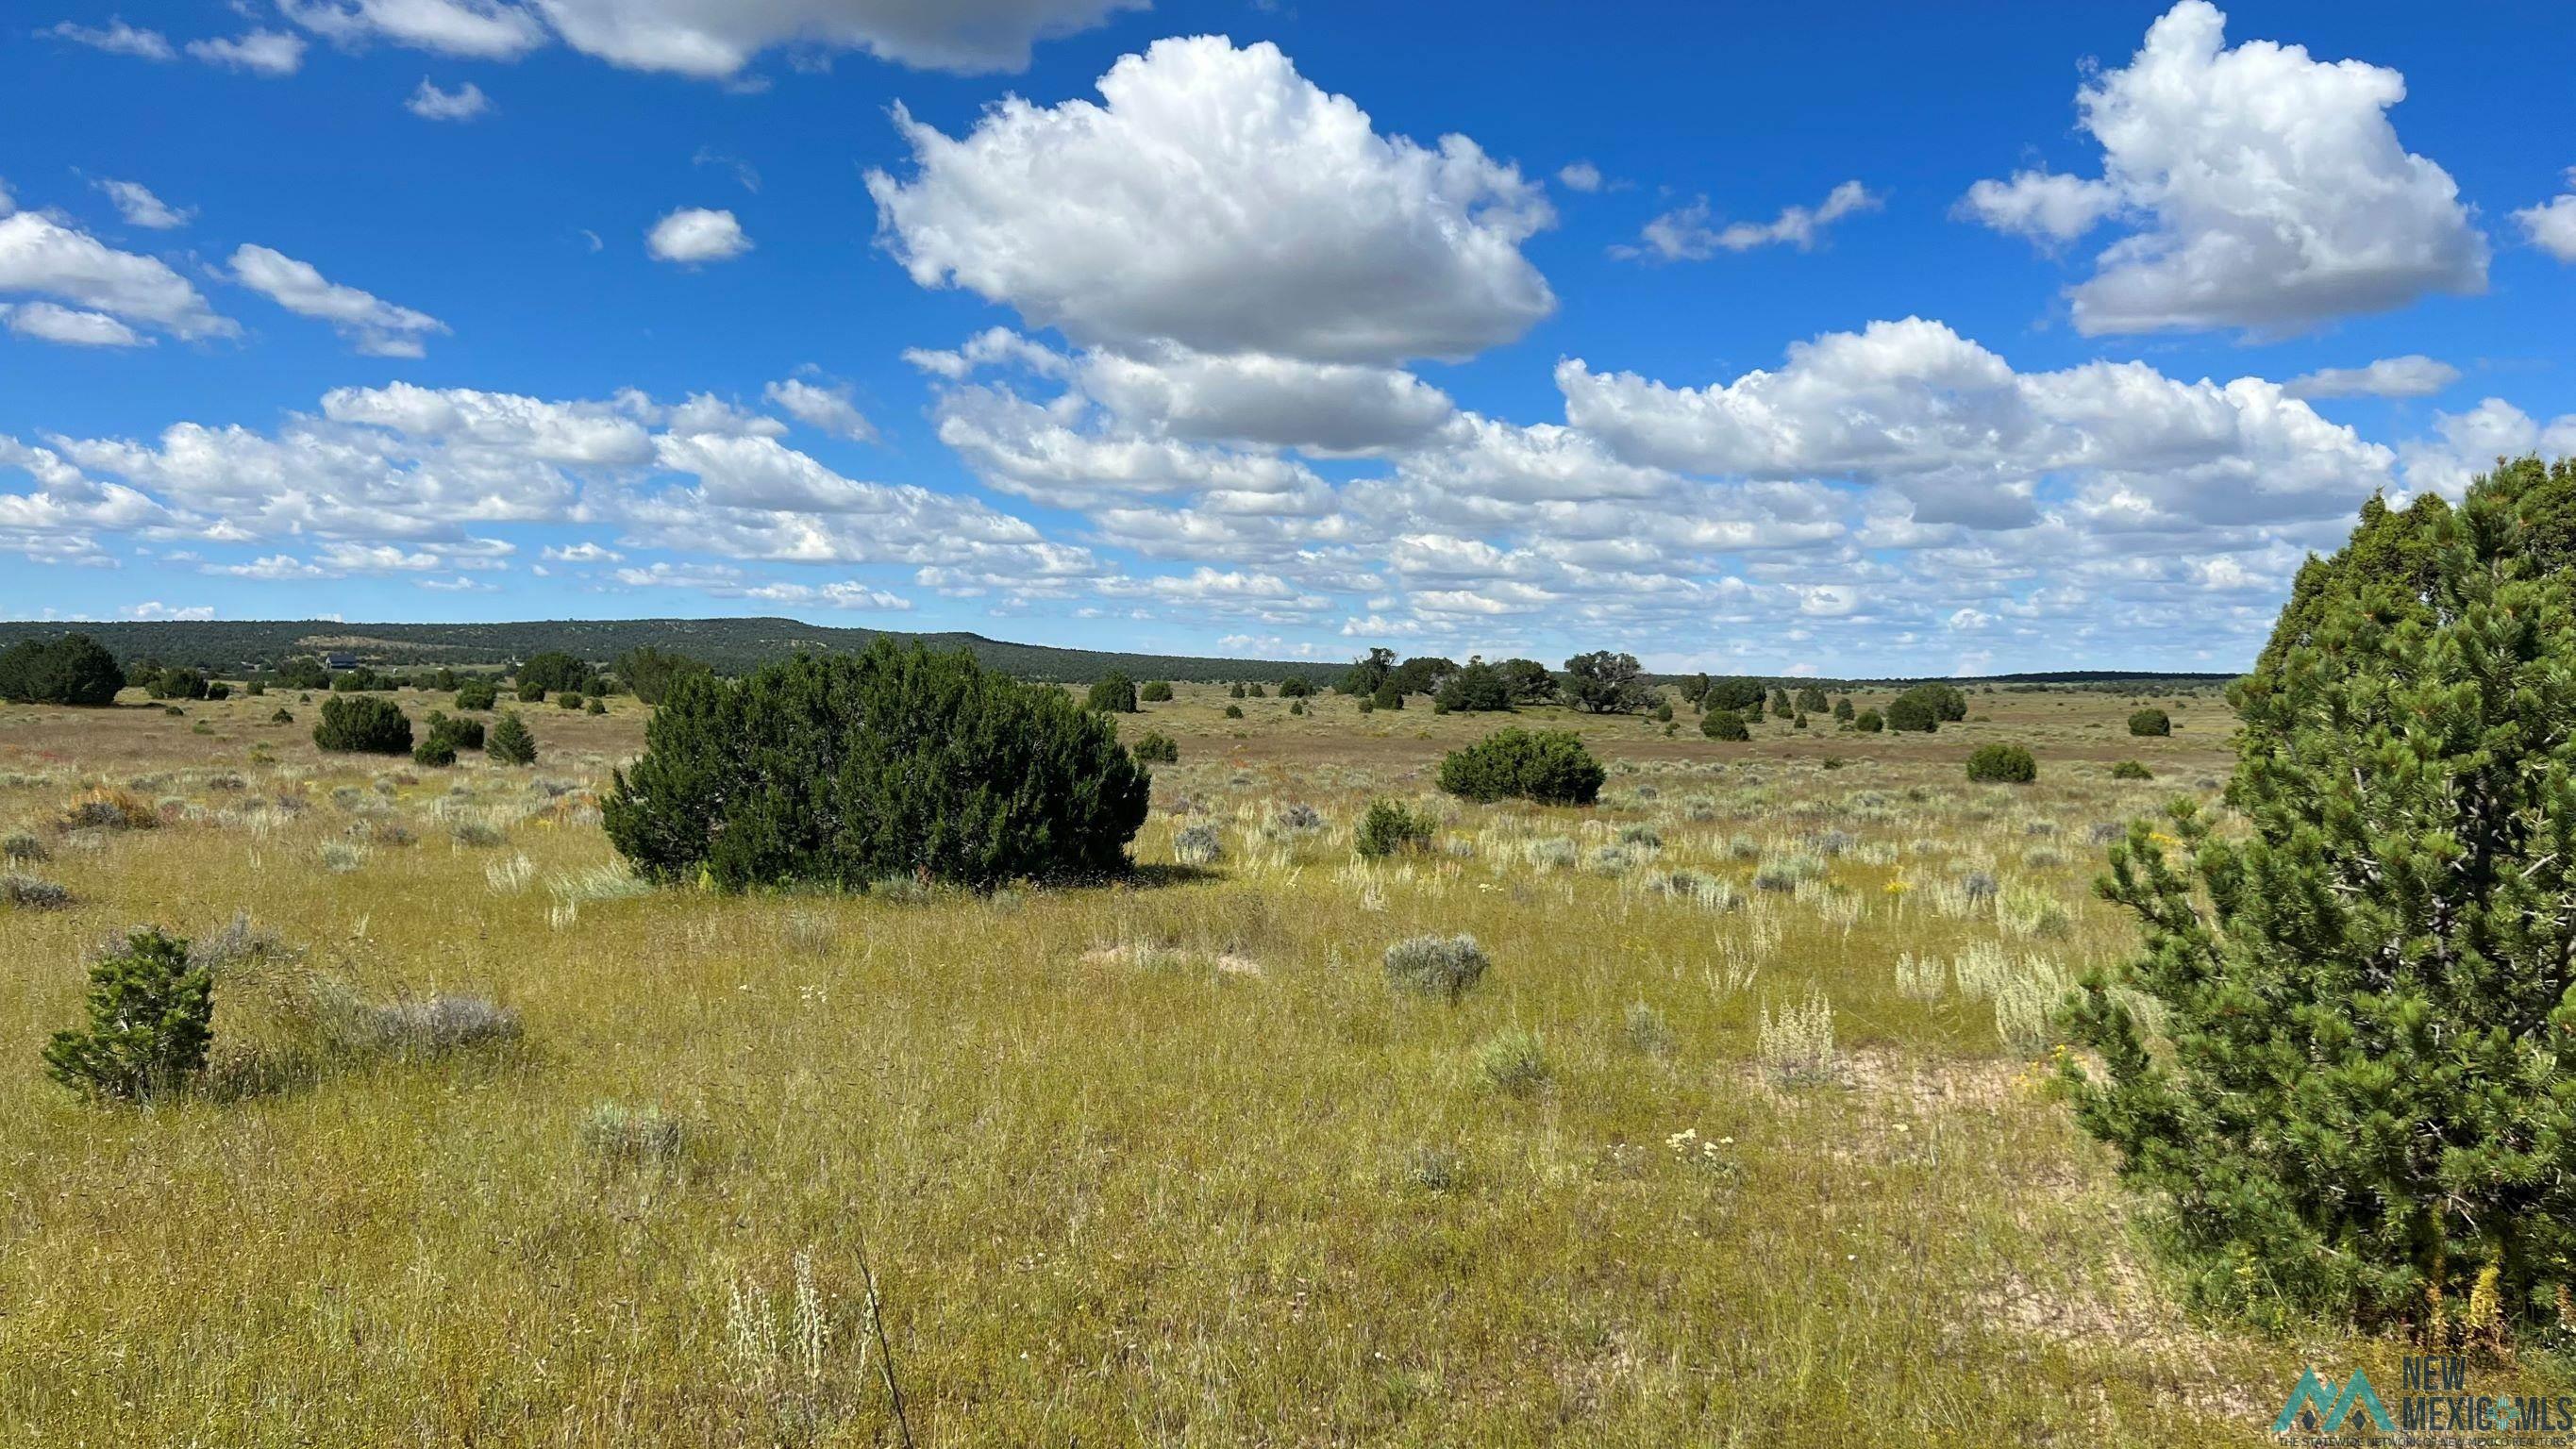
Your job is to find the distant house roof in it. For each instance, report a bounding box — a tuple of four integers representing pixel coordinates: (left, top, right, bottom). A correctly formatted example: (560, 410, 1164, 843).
(324, 653, 358, 669)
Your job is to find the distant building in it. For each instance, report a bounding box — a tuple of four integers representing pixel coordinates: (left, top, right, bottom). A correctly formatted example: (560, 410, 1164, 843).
(324, 653, 359, 670)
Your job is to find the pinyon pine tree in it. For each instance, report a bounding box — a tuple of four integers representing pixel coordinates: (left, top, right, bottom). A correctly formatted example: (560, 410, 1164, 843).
(2063, 458, 2576, 1333)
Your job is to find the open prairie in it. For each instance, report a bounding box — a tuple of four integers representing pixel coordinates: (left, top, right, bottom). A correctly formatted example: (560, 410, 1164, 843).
(0, 682, 2541, 1445)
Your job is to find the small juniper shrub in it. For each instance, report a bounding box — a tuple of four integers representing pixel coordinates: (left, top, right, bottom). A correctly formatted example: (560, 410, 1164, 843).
(1884, 696, 1939, 733)
(2110, 759, 2153, 780)
(1131, 731, 1179, 764)
(1965, 744, 2038, 783)
(313, 695, 412, 755)
(2127, 707, 2172, 737)
(1087, 673, 1139, 713)
(1384, 933, 1490, 1002)
(486, 711, 538, 766)
(1354, 798, 1434, 859)
(1700, 709, 1749, 741)
(1436, 727, 1605, 806)
(43, 926, 214, 1101)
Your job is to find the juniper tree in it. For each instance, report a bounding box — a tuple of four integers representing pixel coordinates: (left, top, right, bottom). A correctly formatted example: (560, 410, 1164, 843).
(604, 642, 1147, 891)
(2063, 458, 2576, 1333)
(1087, 673, 1139, 713)
(43, 927, 212, 1101)
(486, 710, 537, 766)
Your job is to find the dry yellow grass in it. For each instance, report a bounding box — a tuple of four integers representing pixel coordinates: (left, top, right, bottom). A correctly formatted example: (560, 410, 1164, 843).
(0, 680, 2548, 1444)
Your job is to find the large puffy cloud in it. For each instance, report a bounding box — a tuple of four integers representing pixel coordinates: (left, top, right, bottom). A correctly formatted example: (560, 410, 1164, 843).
(1965, 2, 2485, 337)
(1560, 317, 2396, 531)
(2398, 400, 2576, 498)
(276, 0, 1131, 75)
(227, 244, 447, 357)
(0, 208, 233, 341)
(866, 37, 1554, 365)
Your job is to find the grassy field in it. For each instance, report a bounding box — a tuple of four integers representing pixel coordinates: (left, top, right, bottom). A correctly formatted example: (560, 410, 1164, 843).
(0, 681, 2547, 1444)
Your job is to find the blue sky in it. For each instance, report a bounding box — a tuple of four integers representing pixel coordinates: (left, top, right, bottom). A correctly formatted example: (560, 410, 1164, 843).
(3, 0, 2571, 674)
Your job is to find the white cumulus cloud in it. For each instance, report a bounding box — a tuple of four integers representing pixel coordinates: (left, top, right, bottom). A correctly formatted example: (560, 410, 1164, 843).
(2516, 170, 2576, 263)
(866, 36, 1555, 365)
(1, 301, 149, 348)
(645, 207, 749, 264)
(226, 244, 449, 357)
(1964, 1, 2485, 337)
(0, 209, 233, 340)
(1558, 315, 2396, 531)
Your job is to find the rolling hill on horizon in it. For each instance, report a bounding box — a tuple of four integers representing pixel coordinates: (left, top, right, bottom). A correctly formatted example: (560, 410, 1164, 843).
(0, 617, 2236, 690)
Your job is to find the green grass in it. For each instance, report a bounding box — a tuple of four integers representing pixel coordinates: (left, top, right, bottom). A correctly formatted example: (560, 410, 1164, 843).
(0, 683, 2551, 1444)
